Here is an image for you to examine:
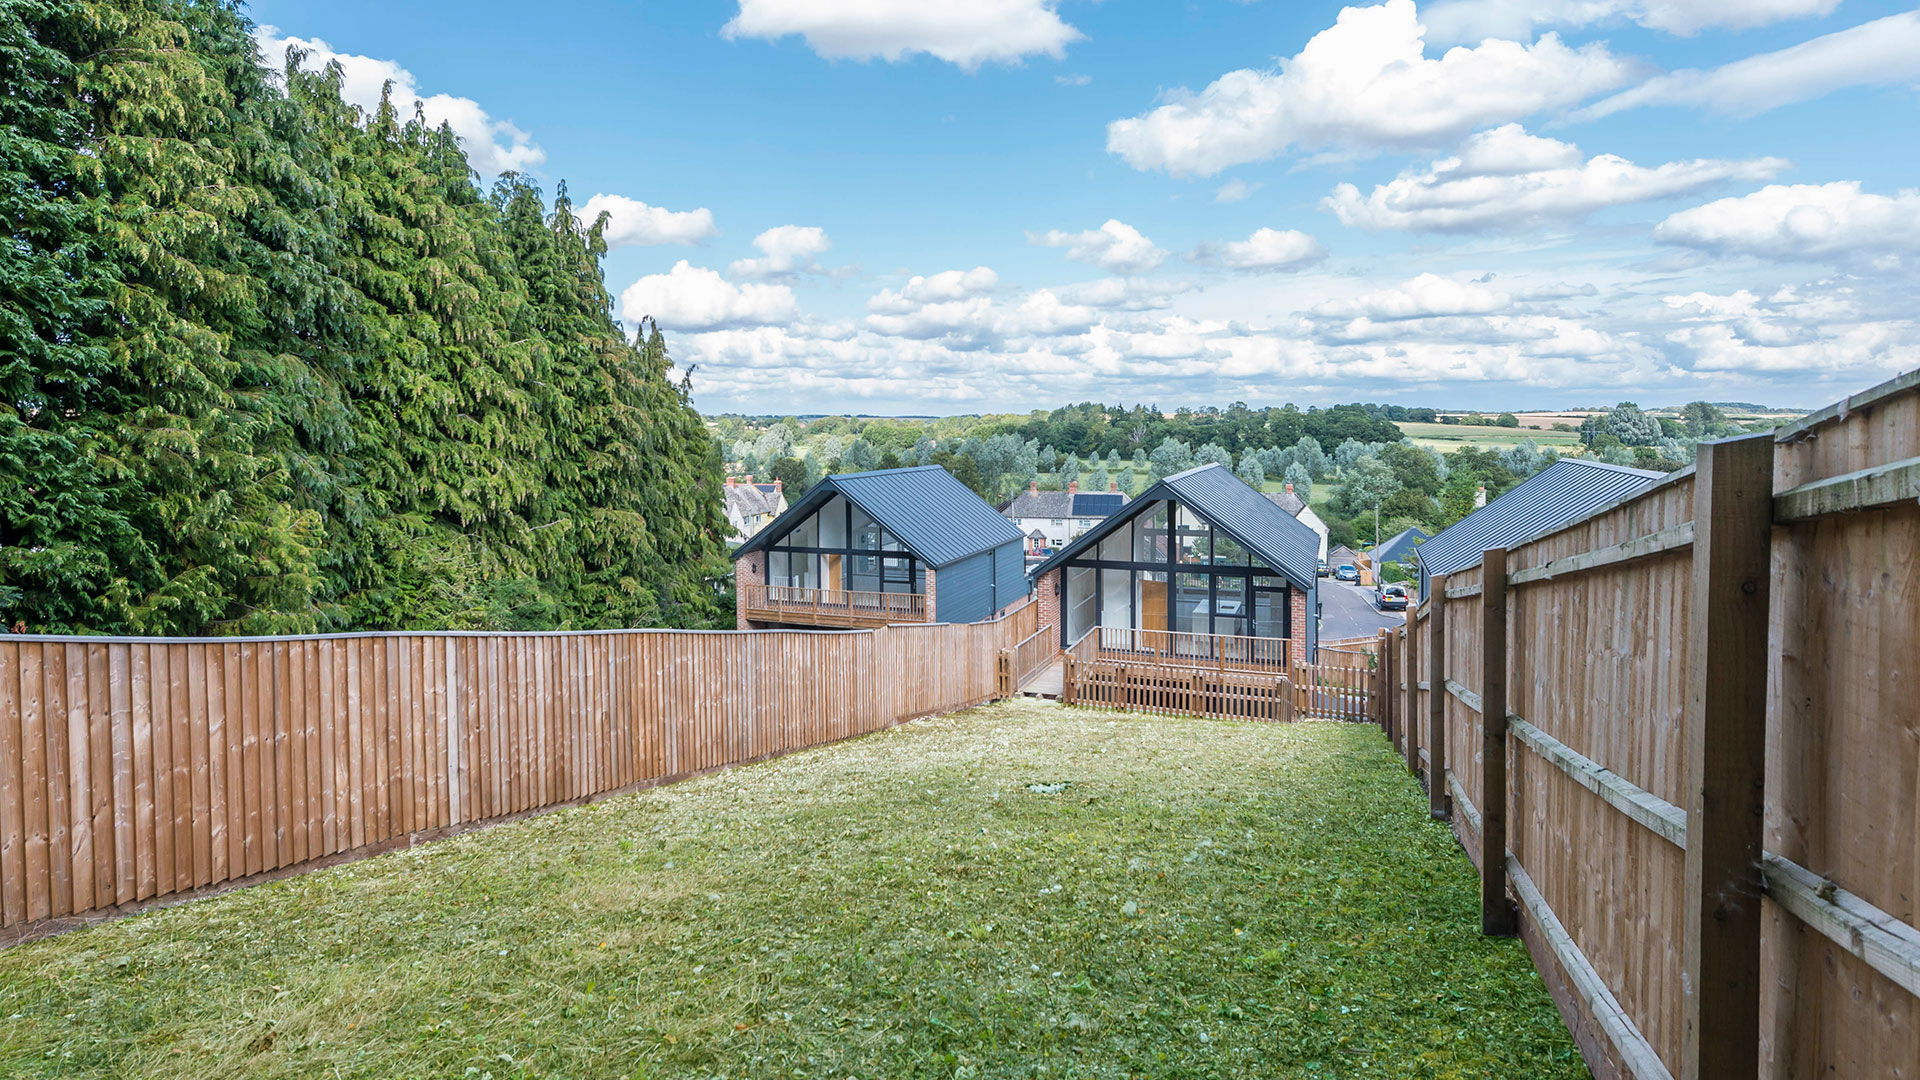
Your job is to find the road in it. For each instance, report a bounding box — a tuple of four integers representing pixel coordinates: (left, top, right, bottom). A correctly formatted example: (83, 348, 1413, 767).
(1316, 578, 1410, 642)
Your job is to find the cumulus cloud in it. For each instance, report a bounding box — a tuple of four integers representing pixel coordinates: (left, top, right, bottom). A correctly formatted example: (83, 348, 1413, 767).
(1103, 0, 1634, 177)
(253, 26, 542, 175)
(1314, 274, 1510, 319)
(1029, 219, 1169, 274)
(867, 267, 1000, 314)
(1323, 124, 1787, 232)
(619, 261, 798, 332)
(721, 0, 1082, 70)
(1206, 228, 1327, 272)
(575, 193, 718, 248)
(728, 226, 833, 279)
(1422, 0, 1840, 43)
(1661, 284, 1920, 373)
(1655, 182, 1920, 262)
(1578, 11, 1920, 120)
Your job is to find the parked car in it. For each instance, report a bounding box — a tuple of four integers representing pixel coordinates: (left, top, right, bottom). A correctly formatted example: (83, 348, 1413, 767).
(1316, 559, 1329, 577)
(1334, 564, 1359, 583)
(1376, 583, 1408, 611)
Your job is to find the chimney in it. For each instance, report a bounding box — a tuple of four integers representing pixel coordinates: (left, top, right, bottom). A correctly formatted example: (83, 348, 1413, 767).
(1109, 479, 1118, 492)
(1475, 485, 1487, 509)
(772, 479, 782, 492)
(1068, 480, 1079, 495)
(1029, 480, 1038, 496)
(726, 477, 736, 487)
(745, 474, 754, 484)
(1284, 483, 1294, 494)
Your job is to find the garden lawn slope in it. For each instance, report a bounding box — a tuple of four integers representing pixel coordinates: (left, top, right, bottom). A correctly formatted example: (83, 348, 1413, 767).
(0, 700, 1584, 1079)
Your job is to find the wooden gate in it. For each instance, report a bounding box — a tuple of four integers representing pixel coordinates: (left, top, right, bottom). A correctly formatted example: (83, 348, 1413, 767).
(1292, 659, 1378, 722)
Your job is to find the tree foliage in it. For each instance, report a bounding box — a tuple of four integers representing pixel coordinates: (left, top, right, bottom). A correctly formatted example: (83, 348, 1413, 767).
(0, 1, 730, 633)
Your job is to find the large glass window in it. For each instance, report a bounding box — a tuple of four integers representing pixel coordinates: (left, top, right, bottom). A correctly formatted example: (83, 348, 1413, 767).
(819, 496, 848, 547)
(1175, 573, 1210, 635)
(1065, 565, 1097, 644)
(1176, 507, 1210, 564)
(1133, 502, 1168, 562)
(1253, 588, 1289, 640)
(1137, 571, 1169, 633)
(1098, 528, 1130, 564)
(1100, 568, 1131, 630)
(1213, 530, 1249, 567)
(1213, 574, 1249, 638)
(851, 505, 881, 552)
(787, 511, 819, 549)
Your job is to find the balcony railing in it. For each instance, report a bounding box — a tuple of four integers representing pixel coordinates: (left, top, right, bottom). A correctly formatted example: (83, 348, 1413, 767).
(741, 583, 930, 627)
(1069, 625, 1295, 673)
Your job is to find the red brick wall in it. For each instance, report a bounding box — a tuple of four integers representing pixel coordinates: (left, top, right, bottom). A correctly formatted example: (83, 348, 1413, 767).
(923, 565, 938, 621)
(734, 550, 765, 630)
(1292, 585, 1311, 666)
(1035, 567, 1061, 644)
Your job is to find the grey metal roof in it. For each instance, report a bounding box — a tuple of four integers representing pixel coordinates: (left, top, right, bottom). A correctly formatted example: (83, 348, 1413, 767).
(731, 465, 1023, 569)
(1417, 458, 1663, 585)
(1025, 463, 1320, 590)
(1370, 526, 1429, 566)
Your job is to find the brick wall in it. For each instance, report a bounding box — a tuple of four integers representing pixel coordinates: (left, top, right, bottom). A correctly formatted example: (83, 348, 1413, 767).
(734, 550, 765, 630)
(923, 565, 938, 621)
(1035, 567, 1061, 644)
(1291, 586, 1310, 666)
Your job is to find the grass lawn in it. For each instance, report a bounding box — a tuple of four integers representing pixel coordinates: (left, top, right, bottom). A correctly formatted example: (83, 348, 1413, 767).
(1394, 422, 1582, 452)
(0, 701, 1585, 1079)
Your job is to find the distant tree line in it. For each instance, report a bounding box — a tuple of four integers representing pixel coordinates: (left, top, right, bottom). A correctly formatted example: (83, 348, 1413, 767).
(1, 1, 732, 634)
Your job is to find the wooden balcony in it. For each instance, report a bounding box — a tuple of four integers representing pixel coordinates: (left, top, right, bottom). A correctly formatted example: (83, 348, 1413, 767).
(1067, 625, 1297, 674)
(741, 583, 930, 628)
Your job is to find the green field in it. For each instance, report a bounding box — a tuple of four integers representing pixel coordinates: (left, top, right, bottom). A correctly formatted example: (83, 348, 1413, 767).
(0, 701, 1583, 1079)
(1394, 422, 1583, 452)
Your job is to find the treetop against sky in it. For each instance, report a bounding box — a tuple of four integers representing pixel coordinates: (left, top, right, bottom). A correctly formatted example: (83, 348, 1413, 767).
(249, 0, 1920, 413)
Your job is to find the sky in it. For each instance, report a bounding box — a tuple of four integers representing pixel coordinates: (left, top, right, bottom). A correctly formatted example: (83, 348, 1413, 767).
(245, 0, 1920, 415)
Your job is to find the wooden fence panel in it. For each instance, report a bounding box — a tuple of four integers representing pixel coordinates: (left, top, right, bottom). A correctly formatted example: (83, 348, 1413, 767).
(0, 608, 1034, 940)
(1385, 368, 1920, 1080)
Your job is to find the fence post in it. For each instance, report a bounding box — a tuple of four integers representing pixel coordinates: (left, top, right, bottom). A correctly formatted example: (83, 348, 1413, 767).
(1680, 433, 1774, 1080)
(1480, 547, 1514, 936)
(1427, 573, 1449, 820)
(1402, 618, 1417, 775)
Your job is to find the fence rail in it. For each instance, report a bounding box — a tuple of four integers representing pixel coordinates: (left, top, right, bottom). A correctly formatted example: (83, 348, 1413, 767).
(739, 583, 929, 626)
(1385, 366, 1920, 1080)
(0, 610, 1035, 939)
(1079, 625, 1298, 672)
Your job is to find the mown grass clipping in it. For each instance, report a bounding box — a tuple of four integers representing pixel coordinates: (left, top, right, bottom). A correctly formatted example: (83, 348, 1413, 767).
(0, 699, 1586, 1078)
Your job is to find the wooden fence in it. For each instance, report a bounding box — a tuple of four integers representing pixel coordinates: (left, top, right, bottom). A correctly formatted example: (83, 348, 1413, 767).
(1062, 657, 1294, 722)
(0, 605, 1037, 941)
(1386, 368, 1920, 1079)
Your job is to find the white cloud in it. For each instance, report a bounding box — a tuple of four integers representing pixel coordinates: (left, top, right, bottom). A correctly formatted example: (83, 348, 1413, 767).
(1422, 0, 1839, 43)
(1056, 73, 1092, 87)
(728, 225, 833, 279)
(1212, 228, 1327, 271)
(1215, 179, 1262, 204)
(867, 267, 1000, 313)
(1661, 284, 1920, 373)
(253, 26, 543, 175)
(1314, 273, 1510, 319)
(721, 0, 1082, 70)
(1324, 124, 1787, 232)
(575, 193, 718, 248)
(1655, 182, 1920, 261)
(1103, 0, 1633, 177)
(619, 261, 798, 332)
(1579, 11, 1920, 120)
(1029, 219, 1169, 274)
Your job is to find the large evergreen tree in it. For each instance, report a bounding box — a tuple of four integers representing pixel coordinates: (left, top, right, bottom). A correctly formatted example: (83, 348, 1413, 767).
(0, 0, 731, 634)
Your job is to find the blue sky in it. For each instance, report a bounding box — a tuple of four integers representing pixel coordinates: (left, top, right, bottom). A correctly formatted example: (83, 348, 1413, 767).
(248, 0, 1920, 414)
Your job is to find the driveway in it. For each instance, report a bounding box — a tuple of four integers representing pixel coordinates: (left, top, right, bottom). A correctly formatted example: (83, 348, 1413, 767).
(1317, 578, 1410, 642)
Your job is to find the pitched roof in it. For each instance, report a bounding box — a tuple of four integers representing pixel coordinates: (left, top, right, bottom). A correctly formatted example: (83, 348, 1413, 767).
(732, 465, 1022, 569)
(1026, 463, 1320, 590)
(1417, 458, 1664, 583)
(1329, 545, 1361, 566)
(1263, 490, 1306, 516)
(1370, 525, 1429, 566)
(1003, 489, 1129, 519)
(723, 482, 783, 519)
